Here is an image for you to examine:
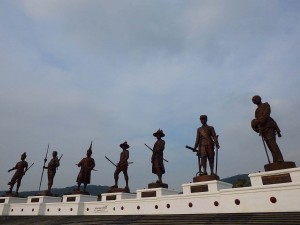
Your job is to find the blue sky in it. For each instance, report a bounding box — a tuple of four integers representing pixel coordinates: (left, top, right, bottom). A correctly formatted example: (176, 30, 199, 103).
(1, 0, 300, 192)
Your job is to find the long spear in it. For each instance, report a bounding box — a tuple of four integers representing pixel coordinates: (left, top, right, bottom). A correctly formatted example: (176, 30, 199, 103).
(38, 144, 49, 191)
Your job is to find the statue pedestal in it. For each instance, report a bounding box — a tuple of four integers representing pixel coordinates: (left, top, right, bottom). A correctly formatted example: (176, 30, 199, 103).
(193, 174, 220, 182)
(62, 194, 97, 203)
(249, 167, 300, 187)
(182, 180, 232, 194)
(27, 196, 61, 204)
(107, 186, 130, 193)
(0, 197, 27, 215)
(148, 182, 168, 189)
(101, 192, 136, 202)
(136, 188, 178, 199)
(264, 161, 296, 171)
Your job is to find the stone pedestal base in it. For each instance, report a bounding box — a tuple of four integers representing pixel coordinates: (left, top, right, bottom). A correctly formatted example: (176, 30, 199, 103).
(0, 197, 28, 216)
(36, 191, 53, 196)
(62, 194, 97, 203)
(72, 190, 90, 195)
(101, 192, 136, 202)
(264, 161, 296, 171)
(0, 197, 27, 204)
(136, 188, 178, 199)
(148, 182, 168, 189)
(108, 186, 130, 193)
(3, 192, 19, 197)
(250, 167, 300, 187)
(182, 180, 232, 194)
(27, 196, 61, 203)
(193, 174, 220, 182)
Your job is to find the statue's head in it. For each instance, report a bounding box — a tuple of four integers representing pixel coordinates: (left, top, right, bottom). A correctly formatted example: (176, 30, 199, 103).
(252, 95, 261, 105)
(200, 115, 207, 124)
(120, 141, 130, 150)
(21, 152, 27, 160)
(153, 129, 165, 138)
(87, 149, 92, 157)
(52, 151, 58, 157)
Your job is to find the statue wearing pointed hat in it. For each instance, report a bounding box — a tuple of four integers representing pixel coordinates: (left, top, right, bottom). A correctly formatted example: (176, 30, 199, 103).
(7, 152, 28, 195)
(75, 142, 95, 193)
(151, 129, 166, 184)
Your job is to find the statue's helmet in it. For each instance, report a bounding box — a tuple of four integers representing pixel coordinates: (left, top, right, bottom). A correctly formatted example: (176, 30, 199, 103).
(21, 152, 27, 159)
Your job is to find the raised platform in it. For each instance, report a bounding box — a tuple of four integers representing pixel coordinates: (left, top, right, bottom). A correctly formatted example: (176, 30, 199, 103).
(1, 167, 300, 216)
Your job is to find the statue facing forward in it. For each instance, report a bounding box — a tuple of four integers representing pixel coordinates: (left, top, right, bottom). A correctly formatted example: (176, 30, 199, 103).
(194, 115, 219, 180)
(75, 142, 95, 193)
(152, 129, 166, 184)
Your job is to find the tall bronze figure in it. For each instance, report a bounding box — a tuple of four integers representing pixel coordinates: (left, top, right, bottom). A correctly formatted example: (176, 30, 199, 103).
(151, 129, 166, 185)
(7, 152, 28, 195)
(75, 142, 95, 193)
(113, 141, 130, 192)
(43, 151, 60, 194)
(194, 115, 220, 177)
(251, 95, 296, 171)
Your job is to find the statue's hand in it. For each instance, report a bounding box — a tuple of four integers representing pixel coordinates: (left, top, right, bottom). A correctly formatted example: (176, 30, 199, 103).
(278, 132, 282, 138)
(216, 144, 220, 149)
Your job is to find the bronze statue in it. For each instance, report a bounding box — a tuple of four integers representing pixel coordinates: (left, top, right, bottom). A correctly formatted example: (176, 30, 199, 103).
(7, 152, 28, 195)
(194, 115, 219, 176)
(43, 151, 60, 194)
(114, 141, 130, 191)
(75, 142, 95, 193)
(151, 129, 166, 184)
(251, 95, 284, 163)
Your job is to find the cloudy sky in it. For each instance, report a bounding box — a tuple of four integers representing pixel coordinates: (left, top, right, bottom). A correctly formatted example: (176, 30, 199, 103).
(1, 0, 300, 193)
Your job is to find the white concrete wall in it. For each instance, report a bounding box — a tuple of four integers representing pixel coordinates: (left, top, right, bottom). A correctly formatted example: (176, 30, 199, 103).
(1, 168, 300, 216)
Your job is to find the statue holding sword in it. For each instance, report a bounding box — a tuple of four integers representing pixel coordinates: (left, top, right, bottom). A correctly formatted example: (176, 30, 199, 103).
(193, 115, 220, 178)
(105, 141, 132, 193)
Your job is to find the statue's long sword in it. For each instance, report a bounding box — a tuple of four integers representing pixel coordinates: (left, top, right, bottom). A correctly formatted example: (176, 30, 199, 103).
(144, 143, 169, 162)
(105, 156, 133, 167)
(105, 156, 117, 167)
(259, 130, 271, 164)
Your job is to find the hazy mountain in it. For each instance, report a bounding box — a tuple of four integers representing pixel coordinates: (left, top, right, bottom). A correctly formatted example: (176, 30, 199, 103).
(0, 185, 109, 197)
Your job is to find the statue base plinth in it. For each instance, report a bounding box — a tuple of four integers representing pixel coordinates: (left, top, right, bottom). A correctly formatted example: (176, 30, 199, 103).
(3, 191, 19, 197)
(148, 182, 168, 189)
(264, 161, 296, 171)
(193, 174, 220, 182)
(72, 190, 90, 195)
(36, 191, 53, 196)
(108, 186, 130, 193)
